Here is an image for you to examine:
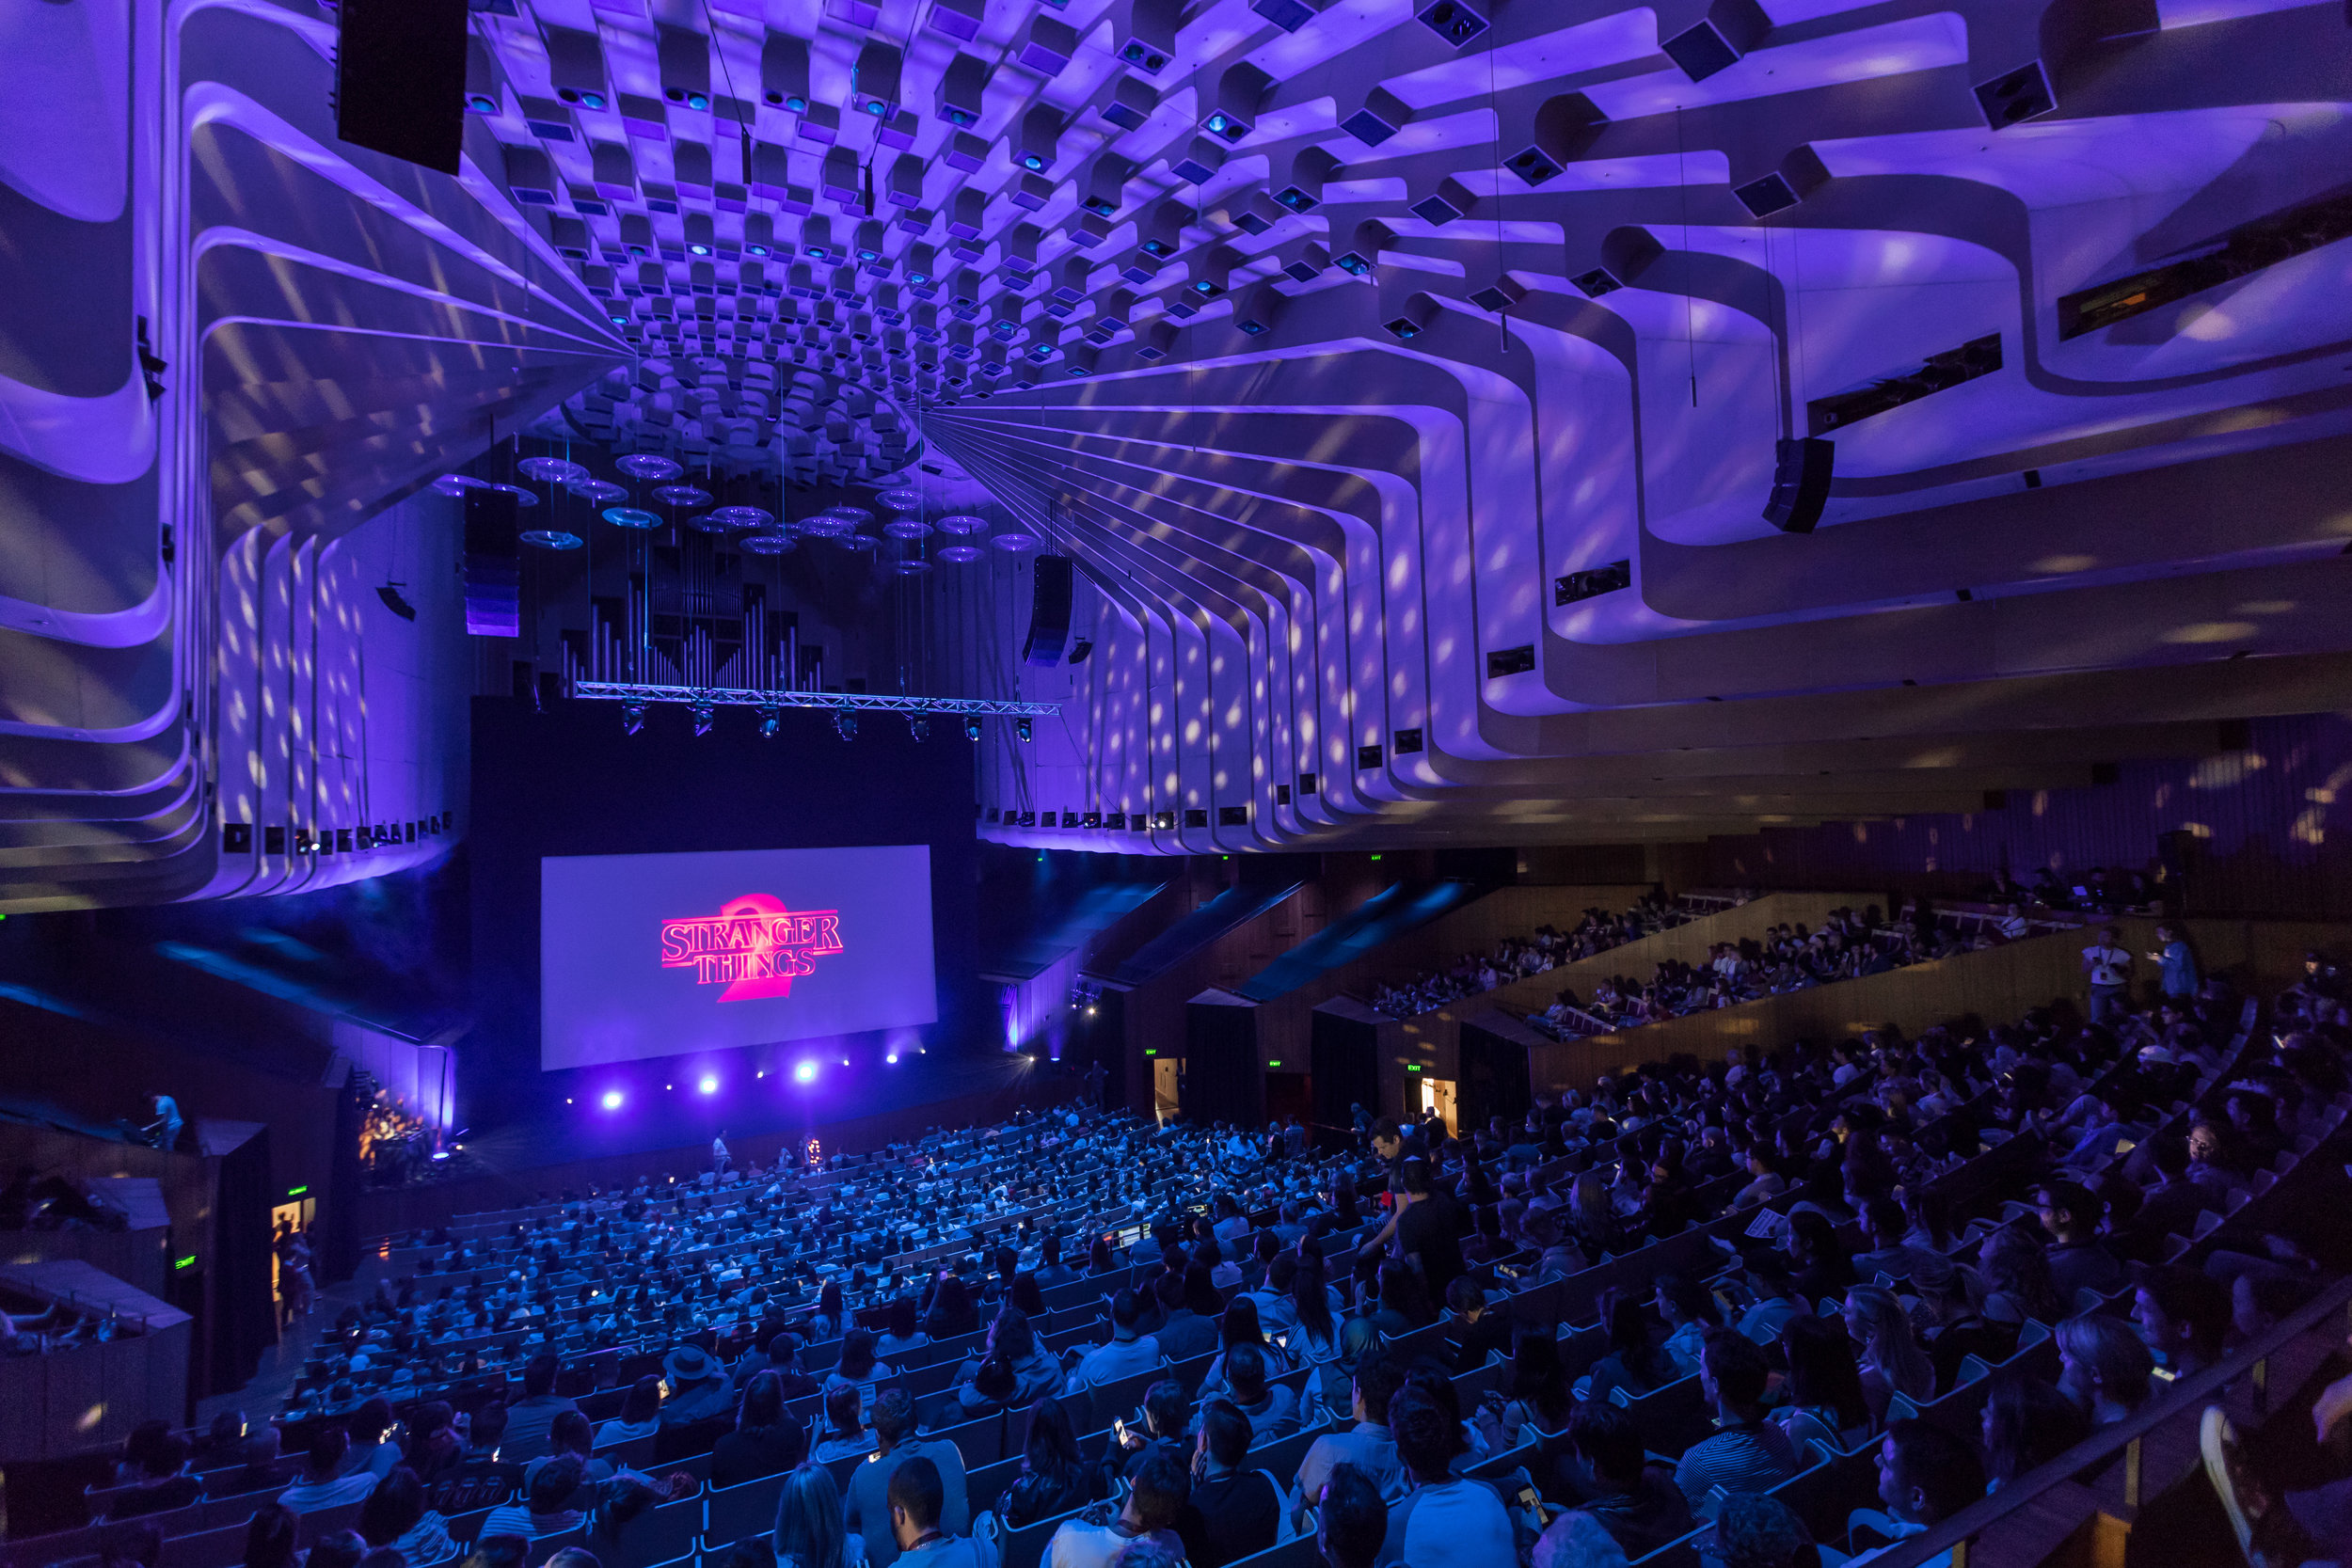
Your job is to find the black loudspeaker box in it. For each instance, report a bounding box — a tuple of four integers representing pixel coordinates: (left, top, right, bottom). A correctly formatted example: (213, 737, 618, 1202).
(335, 0, 468, 175)
(1023, 554, 1074, 667)
(1763, 436, 1835, 534)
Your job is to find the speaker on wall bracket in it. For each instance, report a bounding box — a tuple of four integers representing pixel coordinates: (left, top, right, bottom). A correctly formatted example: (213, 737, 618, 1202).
(1764, 437, 1835, 533)
(334, 0, 469, 174)
(1022, 553, 1074, 667)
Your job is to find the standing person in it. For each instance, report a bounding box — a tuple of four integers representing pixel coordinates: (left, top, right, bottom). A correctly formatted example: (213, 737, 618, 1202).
(146, 1094, 183, 1152)
(713, 1131, 732, 1178)
(2082, 927, 2134, 1024)
(2149, 925, 2200, 1005)
(1389, 1160, 1466, 1302)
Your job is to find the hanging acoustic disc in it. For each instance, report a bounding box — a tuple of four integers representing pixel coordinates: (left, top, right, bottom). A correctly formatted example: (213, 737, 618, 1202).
(989, 530, 1040, 551)
(616, 454, 683, 481)
(566, 480, 628, 504)
(883, 517, 932, 539)
(877, 488, 923, 512)
(886, 560, 932, 576)
(935, 514, 989, 534)
(834, 532, 879, 550)
(685, 512, 739, 532)
(798, 515, 850, 537)
(825, 506, 873, 526)
(601, 506, 664, 530)
(517, 457, 590, 484)
(936, 545, 985, 563)
(709, 505, 774, 528)
(486, 483, 539, 507)
(651, 483, 714, 508)
(431, 474, 484, 497)
(520, 530, 584, 550)
(738, 533, 797, 555)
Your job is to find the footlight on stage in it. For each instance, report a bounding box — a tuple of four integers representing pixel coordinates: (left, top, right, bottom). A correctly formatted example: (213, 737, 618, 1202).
(600, 1089, 625, 1111)
(697, 1074, 719, 1095)
(794, 1060, 818, 1083)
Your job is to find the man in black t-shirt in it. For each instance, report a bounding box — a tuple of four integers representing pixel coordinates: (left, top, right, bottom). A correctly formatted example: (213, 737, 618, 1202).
(1391, 1159, 1466, 1300)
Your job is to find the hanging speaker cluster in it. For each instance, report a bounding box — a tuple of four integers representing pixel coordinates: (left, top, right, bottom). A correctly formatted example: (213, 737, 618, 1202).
(1023, 555, 1074, 668)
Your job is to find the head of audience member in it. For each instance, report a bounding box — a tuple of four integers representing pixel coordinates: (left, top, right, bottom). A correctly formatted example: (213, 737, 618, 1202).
(306, 1425, 352, 1482)
(1349, 1347, 1402, 1429)
(309, 1533, 368, 1568)
(548, 1410, 595, 1461)
(837, 1329, 880, 1379)
(522, 1352, 560, 1399)
(823, 1381, 865, 1441)
(1565, 1402, 1646, 1498)
(1980, 1370, 2090, 1487)
(617, 1374, 662, 1427)
(244, 1504, 300, 1568)
(870, 1388, 915, 1455)
(1779, 1314, 1867, 1433)
(1142, 1378, 1189, 1443)
(2057, 1312, 2155, 1424)
(2036, 1180, 2104, 1246)
(467, 1402, 509, 1456)
(1709, 1494, 1817, 1568)
(358, 1467, 430, 1549)
(2133, 1265, 2230, 1376)
(1198, 1399, 1252, 1474)
(1698, 1328, 1770, 1423)
(771, 1461, 851, 1568)
(1876, 1419, 1985, 1529)
(1224, 1342, 1269, 1406)
(1314, 1463, 1388, 1568)
(1122, 1451, 1189, 1540)
(529, 1456, 584, 1517)
(2233, 1272, 2319, 1343)
(1387, 1386, 1459, 1485)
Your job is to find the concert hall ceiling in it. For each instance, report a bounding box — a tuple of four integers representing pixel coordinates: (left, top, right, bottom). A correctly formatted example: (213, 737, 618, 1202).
(4, 0, 2352, 901)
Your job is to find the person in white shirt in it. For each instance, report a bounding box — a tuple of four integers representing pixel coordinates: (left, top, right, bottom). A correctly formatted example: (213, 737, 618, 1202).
(2082, 927, 2134, 1024)
(711, 1132, 731, 1176)
(1063, 1288, 1161, 1391)
(1046, 1450, 1190, 1568)
(1374, 1385, 1516, 1567)
(1845, 1421, 1986, 1567)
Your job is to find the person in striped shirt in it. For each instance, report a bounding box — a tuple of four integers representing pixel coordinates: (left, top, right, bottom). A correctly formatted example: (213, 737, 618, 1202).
(1673, 1329, 1803, 1515)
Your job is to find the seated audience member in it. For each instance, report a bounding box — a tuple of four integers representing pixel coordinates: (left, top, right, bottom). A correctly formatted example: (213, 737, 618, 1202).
(1845, 1285, 1935, 1424)
(1064, 1289, 1160, 1390)
(770, 1462, 857, 1568)
(1445, 1276, 1513, 1371)
(849, 1389, 971, 1568)
(1188, 1401, 1280, 1568)
(342, 1400, 404, 1482)
(1099, 1380, 1193, 1494)
(108, 1430, 202, 1518)
(1044, 1450, 1189, 1568)
(812, 1384, 877, 1463)
(502, 1353, 578, 1462)
(1673, 1330, 1801, 1513)
(593, 1376, 663, 1448)
(993, 1394, 1100, 1529)
(1709, 1494, 1822, 1568)
(961, 1307, 1058, 1412)
(1313, 1463, 1390, 1568)
(481, 1456, 587, 1538)
(2037, 1180, 2126, 1303)
(1292, 1350, 1406, 1525)
(1375, 1385, 1516, 1568)
(2057, 1312, 2156, 1426)
(281, 1429, 381, 1513)
(243, 1504, 301, 1568)
(1580, 1291, 1682, 1405)
(1221, 1343, 1301, 1442)
(231, 1428, 297, 1497)
(1560, 1402, 1695, 1560)
(1846, 1421, 1986, 1566)
(1774, 1316, 1870, 1453)
(711, 1371, 808, 1488)
(305, 1531, 369, 1568)
(1732, 1253, 1804, 1348)
(2133, 1264, 2231, 1379)
(1979, 1371, 2089, 1492)
(357, 1466, 456, 1566)
(660, 1344, 736, 1427)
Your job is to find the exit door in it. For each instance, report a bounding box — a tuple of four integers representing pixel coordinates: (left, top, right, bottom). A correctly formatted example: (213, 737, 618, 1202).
(1153, 1057, 1181, 1124)
(1420, 1076, 1457, 1136)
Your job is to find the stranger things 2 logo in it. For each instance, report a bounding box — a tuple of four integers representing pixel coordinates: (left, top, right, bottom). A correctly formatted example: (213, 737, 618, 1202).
(659, 894, 844, 1002)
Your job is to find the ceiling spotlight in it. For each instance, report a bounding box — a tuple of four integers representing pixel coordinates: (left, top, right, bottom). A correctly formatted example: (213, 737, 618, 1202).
(600, 1089, 625, 1110)
(759, 707, 781, 738)
(622, 700, 646, 736)
(834, 709, 858, 741)
(697, 1074, 718, 1094)
(885, 1053, 898, 1065)
(1016, 717, 1033, 742)
(964, 717, 983, 741)
(794, 1060, 818, 1083)
(692, 703, 715, 736)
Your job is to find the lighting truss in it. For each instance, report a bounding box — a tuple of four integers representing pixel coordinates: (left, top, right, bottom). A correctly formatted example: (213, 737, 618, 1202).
(571, 682, 1058, 718)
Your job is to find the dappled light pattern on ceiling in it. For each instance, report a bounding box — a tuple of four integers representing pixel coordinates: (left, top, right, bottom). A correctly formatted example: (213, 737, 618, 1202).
(0, 0, 622, 907)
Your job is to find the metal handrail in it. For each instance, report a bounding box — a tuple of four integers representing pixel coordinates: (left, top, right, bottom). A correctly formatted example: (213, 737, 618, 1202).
(571, 680, 1057, 717)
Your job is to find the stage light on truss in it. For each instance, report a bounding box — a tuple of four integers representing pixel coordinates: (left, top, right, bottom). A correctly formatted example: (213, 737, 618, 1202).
(692, 703, 715, 736)
(1016, 717, 1033, 741)
(833, 709, 858, 741)
(759, 706, 781, 738)
(964, 717, 983, 740)
(697, 1074, 719, 1094)
(908, 716, 930, 741)
(622, 700, 646, 736)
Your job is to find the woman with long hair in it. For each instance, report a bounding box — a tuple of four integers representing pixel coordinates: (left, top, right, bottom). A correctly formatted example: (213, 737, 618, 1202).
(770, 1462, 853, 1568)
(1203, 1296, 1287, 1396)
(993, 1396, 1102, 1528)
(1845, 1285, 1935, 1422)
(1289, 1250, 1340, 1364)
(875, 1295, 929, 1361)
(1978, 1227, 2066, 1331)
(807, 1281, 846, 1343)
(593, 1374, 663, 1448)
(1785, 1210, 1857, 1304)
(1485, 1326, 1574, 1445)
(2057, 1312, 2156, 1426)
(1566, 1170, 1627, 1259)
(1774, 1316, 1869, 1450)
(923, 1273, 978, 1340)
(1981, 1369, 2090, 1488)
